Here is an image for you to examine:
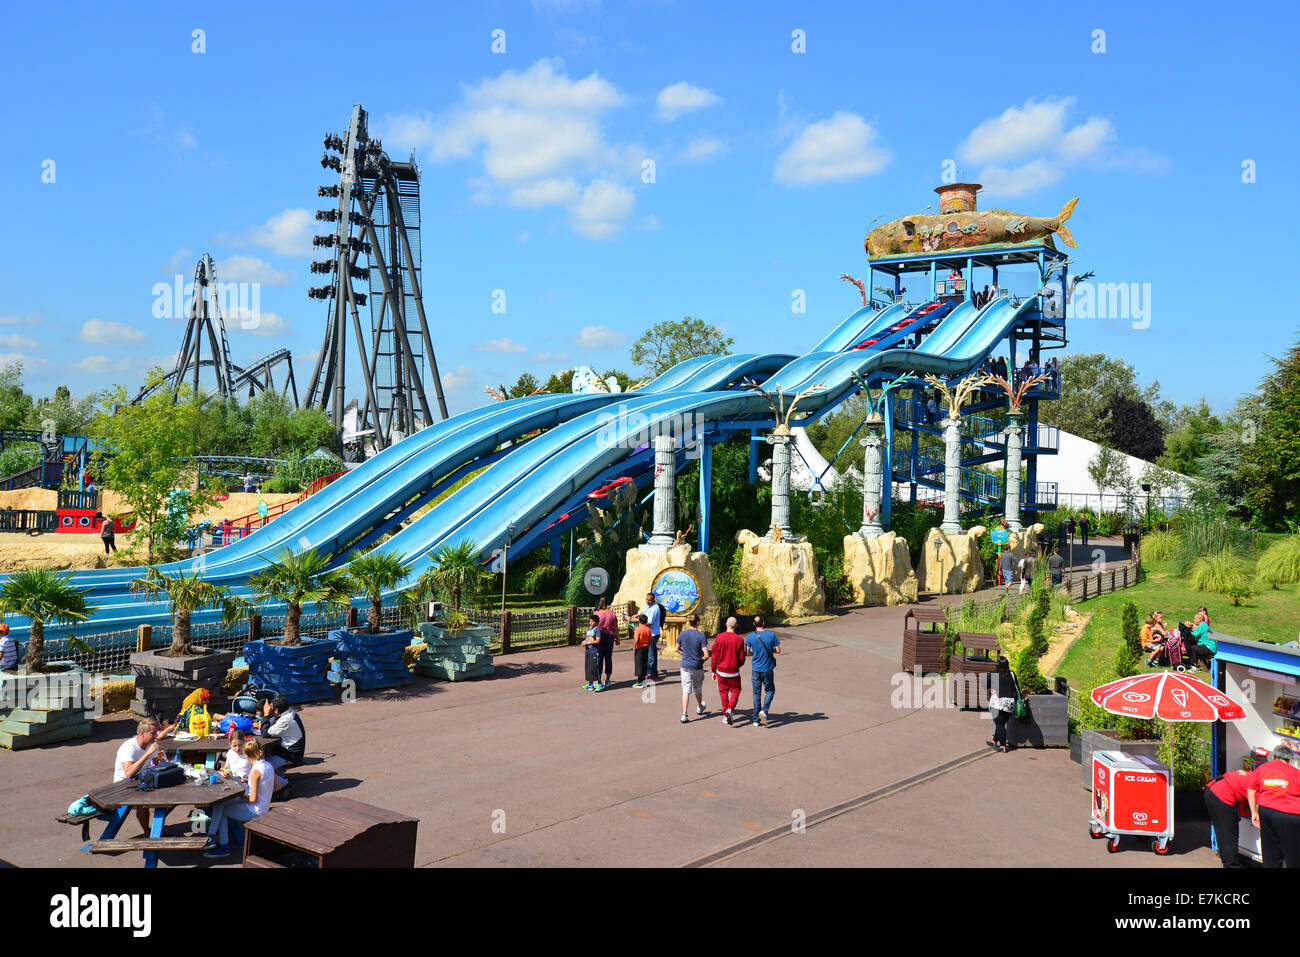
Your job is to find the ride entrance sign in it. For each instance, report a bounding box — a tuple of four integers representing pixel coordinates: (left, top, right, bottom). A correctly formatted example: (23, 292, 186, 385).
(991, 528, 1010, 545)
(652, 567, 700, 616)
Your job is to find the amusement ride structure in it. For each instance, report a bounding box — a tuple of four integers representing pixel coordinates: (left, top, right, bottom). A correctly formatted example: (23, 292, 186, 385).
(8, 180, 1082, 641)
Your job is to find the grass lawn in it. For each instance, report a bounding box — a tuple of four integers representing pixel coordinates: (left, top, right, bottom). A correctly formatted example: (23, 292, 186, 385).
(1057, 559, 1300, 689)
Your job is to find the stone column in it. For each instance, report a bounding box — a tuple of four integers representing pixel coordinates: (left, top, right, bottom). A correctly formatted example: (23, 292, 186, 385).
(941, 413, 962, 534)
(765, 432, 804, 542)
(858, 414, 885, 538)
(1003, 410, 1024, 533)
(645, 435, 676, 550)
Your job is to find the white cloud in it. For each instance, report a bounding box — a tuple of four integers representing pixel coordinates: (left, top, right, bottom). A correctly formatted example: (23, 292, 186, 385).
(160, 248, 195, 276)
(958, 96, 1166, 198)
(73, 355, 118, 375)
(681, 138, 726, 162)
(656, 82, 722, 121)
(570, 180, 635, 239)
(574, 325, 627, 349)
(958, 98, 1075, 165)
(384, 59, 641, 241)
(508, 178, 581, 209)
(774, 112, 891, 185)
(0, 313, 43, 328)
(532, 350, 570, 363)
(229, 308, 292, 337)
(475, 338, 529, 354)
(0, 353, 47, 369)
(0, 333, 38, 351)
(80, 319, 148, 347)
(635, 214, 661, 232)
(220, 209, 314, 257)
(218, 255, 294, 287)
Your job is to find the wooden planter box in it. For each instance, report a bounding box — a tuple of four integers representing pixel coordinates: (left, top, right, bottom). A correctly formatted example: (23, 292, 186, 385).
(329, 628, 414, 692)
(0, 662, 94, 750)
(243, 636, 334, 704)
(1080, 729, 1161, 789)
(413, 623, 494, 681)
(1007, 691, 1070, 748)
(130, 647, 236, 718)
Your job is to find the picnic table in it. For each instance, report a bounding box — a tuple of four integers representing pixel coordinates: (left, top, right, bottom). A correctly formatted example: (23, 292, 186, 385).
(165, 733, 278, 770)
(83, 777, 245, 868)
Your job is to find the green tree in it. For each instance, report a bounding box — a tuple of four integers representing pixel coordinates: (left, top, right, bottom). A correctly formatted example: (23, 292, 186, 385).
(1158, 400, 1223, 477)
(426, 539, 488, 614)
(1040, 353, 1174, 442)
(1113, 599, 1142, 677)
(345, 549, 413, 633)
(27, 385, 96, 436)
(630, 317, 734, 377)
(88, 371, 220, 562)
(0, 569, 95, 672)
(128, 568, 253, 656)
(1087, 445, 1131, 498)
(1242, 334, 1300, 528)
(0, 362, 34, 431)
(543, 369, 575, 394)
(1100, 394, 1165, 461)
(248, 548, 352, 645)
(508, 373, 541, 399)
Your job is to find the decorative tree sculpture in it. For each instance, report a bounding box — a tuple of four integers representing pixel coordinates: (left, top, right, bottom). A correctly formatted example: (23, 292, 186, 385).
(741, 378, 825, 541)
(840, 273, 867, 307)
(985, 370, 1050, 531)
(923, 371, 996, 534)
(848, 370, 914, 538)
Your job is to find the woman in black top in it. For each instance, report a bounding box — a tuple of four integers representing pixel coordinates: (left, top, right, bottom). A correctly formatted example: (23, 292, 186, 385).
(987, 656, 1021, 752)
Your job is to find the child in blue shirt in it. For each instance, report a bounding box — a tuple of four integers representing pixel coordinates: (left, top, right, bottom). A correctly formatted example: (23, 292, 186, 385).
(581, 613, 604, 691)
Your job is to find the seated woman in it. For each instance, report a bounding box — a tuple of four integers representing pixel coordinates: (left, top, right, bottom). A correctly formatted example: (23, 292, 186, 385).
(203, 737, 275, 858)
(221, 730, 253, 782)
(1142, 614, 1167, 667)
(1183, 612, 1216, 669)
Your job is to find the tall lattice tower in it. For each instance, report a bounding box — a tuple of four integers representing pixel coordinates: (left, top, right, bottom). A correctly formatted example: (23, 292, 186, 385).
(306, 104, 448, 450)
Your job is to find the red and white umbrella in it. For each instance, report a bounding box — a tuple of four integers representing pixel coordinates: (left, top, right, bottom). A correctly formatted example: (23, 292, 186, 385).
(1090, 671, 1247, 723)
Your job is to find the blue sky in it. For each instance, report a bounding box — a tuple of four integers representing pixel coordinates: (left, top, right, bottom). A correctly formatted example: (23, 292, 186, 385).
(2, 0, 1294, 418)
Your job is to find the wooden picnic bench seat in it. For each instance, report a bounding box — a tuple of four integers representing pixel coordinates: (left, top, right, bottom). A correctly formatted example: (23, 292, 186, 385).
(57, 809, 111, 841)
(89, 836, 210, 854)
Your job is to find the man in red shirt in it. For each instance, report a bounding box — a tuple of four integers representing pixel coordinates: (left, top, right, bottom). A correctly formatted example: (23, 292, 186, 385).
(1204, 768, 1254, 867)
(711, 616, 746, 726)
(1247, 745, 1300, 868)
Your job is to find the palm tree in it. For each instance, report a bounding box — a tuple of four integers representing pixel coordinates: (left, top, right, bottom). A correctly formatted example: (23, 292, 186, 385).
(427, 539, 487, 615)
(248, 548, 351, 645)
(0, 569, 96, 672)
(344, 549, 413, 633)
(128, 567, 254, 655)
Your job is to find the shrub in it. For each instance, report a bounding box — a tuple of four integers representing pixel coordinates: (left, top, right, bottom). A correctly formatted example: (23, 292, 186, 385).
(522, 563, 567, 595)
(1257, 535, 1300, 587)
(1189, 549, 1257, 605)
(821, 557, 854, 607)
(1113, 599, 1142, 677)
(946, 595, 1007, 635)
(0, 443, 42, 479)
(1173, 502, 1248, 573)
(1159, 721, 1211, 790)
(1140, 529, 1183, 562)
(1026, 587, 1050, 658)
(1013, 646, 1050, 695)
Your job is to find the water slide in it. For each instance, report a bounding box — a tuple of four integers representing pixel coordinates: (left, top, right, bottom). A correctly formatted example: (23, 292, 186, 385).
(15, 296, 1037, 641)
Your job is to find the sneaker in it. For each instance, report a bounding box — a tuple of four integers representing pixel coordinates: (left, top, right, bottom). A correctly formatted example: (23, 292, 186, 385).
(594, 683, 605, 692)
(201, 837, 216, 850)
(723, 711, 732, 725)
(758, 711, 768, 727)
(680, 714, 689, 724)
(751, 719, 761, 727)
(582, 683, 593, 691)
(696, 704, 706, 715)
(632, 681, 642, 689)
(203, 844, 231, 859)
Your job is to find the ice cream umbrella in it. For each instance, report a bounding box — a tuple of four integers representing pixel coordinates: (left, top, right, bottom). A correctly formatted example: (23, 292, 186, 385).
(1090, 670, 1247, 778)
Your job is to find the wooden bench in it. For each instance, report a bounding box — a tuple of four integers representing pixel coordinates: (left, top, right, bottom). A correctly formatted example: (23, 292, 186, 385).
(56, 810, 111, 842)
(242, 795, 418, 868)
(89, 836, 210, 854)
(902, 606, 950, 674)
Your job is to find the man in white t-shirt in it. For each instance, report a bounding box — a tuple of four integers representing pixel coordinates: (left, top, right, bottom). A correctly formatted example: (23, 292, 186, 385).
(114, 718, 174, 831)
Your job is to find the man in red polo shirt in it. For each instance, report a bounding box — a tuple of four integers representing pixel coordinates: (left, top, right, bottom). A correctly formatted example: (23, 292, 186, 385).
(1204, 767, 1254, 867)
(1247, 745, 1300, 868)
(711, 616, 746, 726)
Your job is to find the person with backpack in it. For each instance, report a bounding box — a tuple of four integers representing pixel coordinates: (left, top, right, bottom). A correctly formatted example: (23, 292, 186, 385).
(745, 615, 781, 727)
(986, 656, 1021, 752)
(644, 591, 665, 681)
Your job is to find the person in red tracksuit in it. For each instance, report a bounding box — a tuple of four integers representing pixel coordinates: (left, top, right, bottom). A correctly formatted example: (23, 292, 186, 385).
(711, 617, 746, 726)
(1247, 745, 1300, 868)
(1204, 767, 1254, 867)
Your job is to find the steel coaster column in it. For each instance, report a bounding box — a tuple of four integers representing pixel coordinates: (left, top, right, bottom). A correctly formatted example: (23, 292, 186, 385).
(748, 428, 759, 483)
(910, 392, 919, 503)
(550, 537, 561, 565)
(941, 412, 963, 534)
(698, 438, 712, 554)
(882, 392, 895, 529)
(858, 412, 885, 538)
(1003, 410, 1024, 532)
(646, 435, 677, 550)
(966, 256, 973, 302)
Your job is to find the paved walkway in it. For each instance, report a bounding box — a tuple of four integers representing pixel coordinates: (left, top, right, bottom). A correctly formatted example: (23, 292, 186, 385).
(0, 605, 1216, 868)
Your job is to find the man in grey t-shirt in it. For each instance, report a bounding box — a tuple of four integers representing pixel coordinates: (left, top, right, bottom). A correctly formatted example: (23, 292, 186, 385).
(677, 614, 710, 724)
(1047, 547, 1065, 584)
